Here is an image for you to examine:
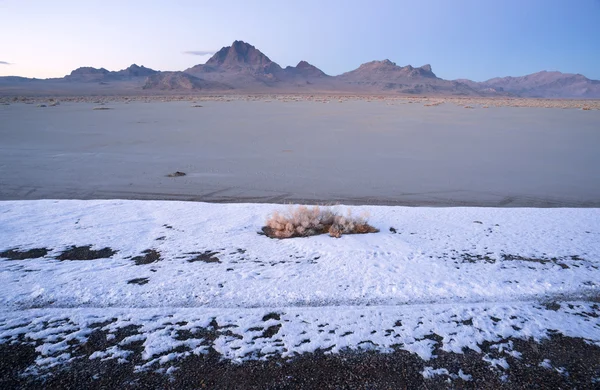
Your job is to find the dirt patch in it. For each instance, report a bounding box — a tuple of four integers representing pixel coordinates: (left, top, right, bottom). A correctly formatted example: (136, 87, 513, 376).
(132, 249, 161, 265)
(75, 324, 143, 358)
(167, 171, 186, 177)
(461, 253, 495, 264)
(502, 254, 575, 269)
(502, 254, 553, 264)
(262, 312, 281, 322)
(460, 253, 582, 268)
(56, 245, 116, 261)
(543, 302, 562, 311)
(0, 248, 49, 260)
(262, 325, 282, 338)
(0, 343, 38, 389)
(127, 277, 149, 285)
(253, 324, 282, 340)
(187, 251, 221, 263)
(2, 329, 599, 389)
(175, 329, 205, 341)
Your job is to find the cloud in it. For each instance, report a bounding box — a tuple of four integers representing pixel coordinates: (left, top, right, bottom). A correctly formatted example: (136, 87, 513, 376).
(182, 50, 215, 56)
(0, 61, 11, 65)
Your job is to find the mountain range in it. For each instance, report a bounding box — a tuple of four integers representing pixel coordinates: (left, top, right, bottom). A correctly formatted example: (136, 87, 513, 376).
(1, 40, 599, 98)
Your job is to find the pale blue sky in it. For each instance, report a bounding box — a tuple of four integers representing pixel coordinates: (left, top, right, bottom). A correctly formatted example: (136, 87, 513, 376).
(1, 0, 599, 81)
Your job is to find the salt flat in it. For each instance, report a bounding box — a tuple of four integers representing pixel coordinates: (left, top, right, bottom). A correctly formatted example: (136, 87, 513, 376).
(1, 100, 600, 386)
(1, 99, 599, 206)
(0, 200, 598, 374)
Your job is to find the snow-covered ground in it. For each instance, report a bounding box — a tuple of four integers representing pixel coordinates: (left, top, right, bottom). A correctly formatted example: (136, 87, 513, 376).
(1, 200, 599, 376)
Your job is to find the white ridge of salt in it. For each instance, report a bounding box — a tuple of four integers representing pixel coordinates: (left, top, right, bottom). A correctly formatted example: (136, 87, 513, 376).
(0, 200, 598, 372)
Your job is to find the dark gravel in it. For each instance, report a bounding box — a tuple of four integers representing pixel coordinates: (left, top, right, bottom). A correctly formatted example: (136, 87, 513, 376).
(0, 248, 49, 260)
(132, 249, 161, 265)
(56, 245, 116, 261)
(187, 251, 221, 263)
(2, 334, 599, 389)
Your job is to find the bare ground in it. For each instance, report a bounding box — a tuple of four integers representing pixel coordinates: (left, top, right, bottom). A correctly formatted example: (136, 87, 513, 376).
(1, 332, 599, 389)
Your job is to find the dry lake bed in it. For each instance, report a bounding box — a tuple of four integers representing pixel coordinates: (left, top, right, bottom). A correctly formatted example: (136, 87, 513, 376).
(1, 99, 599, 206)
(2, 97, 600, 388)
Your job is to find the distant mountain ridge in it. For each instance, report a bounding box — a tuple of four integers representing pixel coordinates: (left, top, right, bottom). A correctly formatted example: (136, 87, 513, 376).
(480, 71, 600, 98)
(339, 60, 436, 79)
(65, 64, 157, 82)
(335, 59, 482, 95)
(1, 40, 599, 97)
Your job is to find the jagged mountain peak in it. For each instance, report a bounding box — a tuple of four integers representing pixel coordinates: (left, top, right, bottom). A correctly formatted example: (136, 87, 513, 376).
(205, 40, 274, 69)
(67, 67, 109, 76)
(358, 59, 397, 69)
(116, 64, 157, 77)
(283, 60, 327, 78)
(341, 59, 436, 80)
(296, 60, 315, 69)
(420, 64, 432, 73)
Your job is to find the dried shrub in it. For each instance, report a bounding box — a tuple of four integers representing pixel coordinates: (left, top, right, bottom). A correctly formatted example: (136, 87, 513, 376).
(263, 206, 379, 239)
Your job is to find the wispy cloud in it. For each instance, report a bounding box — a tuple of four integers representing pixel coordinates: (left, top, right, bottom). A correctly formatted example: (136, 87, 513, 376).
(182, 50, 215, 56)
(0, 61, 11, 65)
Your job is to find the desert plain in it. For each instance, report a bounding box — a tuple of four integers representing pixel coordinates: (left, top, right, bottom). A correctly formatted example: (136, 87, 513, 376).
(1, 94, 600, 389)
(1, 95, 599, 207)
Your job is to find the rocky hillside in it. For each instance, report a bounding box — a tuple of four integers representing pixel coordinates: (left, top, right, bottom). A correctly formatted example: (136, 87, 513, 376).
(184, 41, 286, 87)
(338, 60, 436, 81)
(336, 60, 479, 95)
(115, 64, 157, 78)
(64, 67, 111, 82)
(142, 72, 231, 91)
(64, 64, 157, 82)
(2, 40, 599, 97)
(480, 71, 600, 98)
(283, 61, 328, 79)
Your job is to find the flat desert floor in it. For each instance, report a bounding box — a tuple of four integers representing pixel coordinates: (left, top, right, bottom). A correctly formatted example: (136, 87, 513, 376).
(2, 96, 600, 388)
(1, 97, 599, 206)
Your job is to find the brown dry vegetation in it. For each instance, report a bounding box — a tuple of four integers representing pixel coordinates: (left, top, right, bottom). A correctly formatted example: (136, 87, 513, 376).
(2, 95, 600, 110)
(263, 206, 379, 239)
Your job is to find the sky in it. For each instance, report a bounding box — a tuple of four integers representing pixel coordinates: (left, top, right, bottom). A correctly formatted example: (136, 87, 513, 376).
(0, 0, 599, 81)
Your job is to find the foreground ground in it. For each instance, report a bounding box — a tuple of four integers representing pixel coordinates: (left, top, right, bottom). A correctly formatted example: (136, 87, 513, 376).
(1, 200, 599, 388)
(3, 335, 599, 389)
(1, 97, 599, 207)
